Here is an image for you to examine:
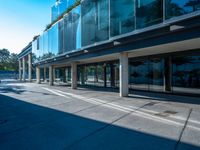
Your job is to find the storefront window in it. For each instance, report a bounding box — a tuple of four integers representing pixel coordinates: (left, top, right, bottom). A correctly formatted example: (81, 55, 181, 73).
(148, 58, 164, 91)
(172, 55, 200, 94)
(129, 59, 149, 90)
(129, 57, 164, 91)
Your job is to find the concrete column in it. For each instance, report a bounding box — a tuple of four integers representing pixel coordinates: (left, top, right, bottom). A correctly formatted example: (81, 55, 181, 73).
(19, 59, 22, 81)
(49, 66, 54, 86)
(28, 54, 32, 82)
(71, 62, 77, 89)
(44, 67, 47, 82)
(22, 57, 26, 81)
(164, 56, 172, 92)
(119, 52, 129, 97)
(53, 67, 56, 83)
(36, 66, 41, 84)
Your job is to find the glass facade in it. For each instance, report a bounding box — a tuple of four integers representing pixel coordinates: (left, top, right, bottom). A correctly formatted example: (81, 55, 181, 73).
(165, 0, 200, 19)
(51, 0, 76, 22)
(136, 0, 163, 29)
(32, 0, 200, 63)
(129, 57, 164, 92)
(78, 61, 119, 87)
(110, 0, 135, 37)
(172, 54, 200, 94)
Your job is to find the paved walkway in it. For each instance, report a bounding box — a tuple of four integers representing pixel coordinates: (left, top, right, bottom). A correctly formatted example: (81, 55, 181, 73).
(0, 82, 200, 150)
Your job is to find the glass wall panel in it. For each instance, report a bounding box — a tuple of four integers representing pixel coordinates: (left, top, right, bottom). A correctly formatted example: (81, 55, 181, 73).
(32, 40, 38, 63)
(96, 0, 109, 42)
(66, 66, 71, 84)
(58, 20, 64, 54)
(72, 6, 81, 50)
(129, 59, 149, 90)
(148, 58, 164, 91)
(77, 61, 119, 88)
(64, 12, 74, 52)
(129, 58, 164, 91)
(51, 5, 59, 22)
(42, 31, 49, 59)
(136, 0, 163, 29)
(172, 55, 200, 94)
(81, 0, 96, 47)
(50, 24, 59, 56)
(39, 36, 44, 61)
(165, 0, 200, 19)
(110, 0, 135, 37)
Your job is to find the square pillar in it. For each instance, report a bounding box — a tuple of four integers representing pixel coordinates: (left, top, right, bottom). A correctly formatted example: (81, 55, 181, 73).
(119, 52, 129, 97)
(36, 66, 41, 84)
(19, 59, 22, 81)
(71, 62, 77, 89)
(28, 54, 32, 82)
(164, 56, 172, 92)
(49, 66, 54, 86)
(22, 57, 26, 81)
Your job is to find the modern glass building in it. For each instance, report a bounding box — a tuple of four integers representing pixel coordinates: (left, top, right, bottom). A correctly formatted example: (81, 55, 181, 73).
(18, 0, 200, 96)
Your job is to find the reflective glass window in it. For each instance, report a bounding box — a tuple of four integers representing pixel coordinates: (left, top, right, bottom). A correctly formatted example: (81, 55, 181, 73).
(148, 58, 164, 91)
(96, 0, 109, 42)
(51, 5, 59, 22)
(136, 0, 163, 29)
(129, 59, 149, 90)
(81, 0, 96, 47)
(72, 6, 81, 50)
(59, 20, 64, 54)
(51, 24, 59, 56)
(64, 12, 74, 52)
(172, 55, 200, 94)
(110, 0, 135, 37)
(165, 0, 200, 19)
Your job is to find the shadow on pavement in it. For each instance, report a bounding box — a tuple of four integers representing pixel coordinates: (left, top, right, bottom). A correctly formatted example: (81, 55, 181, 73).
(0, 83, 52, 96)
(0, 94, 199, 150)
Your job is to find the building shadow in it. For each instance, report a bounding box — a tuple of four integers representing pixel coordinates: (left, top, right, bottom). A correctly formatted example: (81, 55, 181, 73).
(0, 94, 199, 150)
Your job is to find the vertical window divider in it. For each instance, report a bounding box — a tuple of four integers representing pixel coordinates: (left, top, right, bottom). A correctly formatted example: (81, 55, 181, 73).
(108, 0, 111, 40)
(163, 0, 166, 22)
(134, 0, 137, 31)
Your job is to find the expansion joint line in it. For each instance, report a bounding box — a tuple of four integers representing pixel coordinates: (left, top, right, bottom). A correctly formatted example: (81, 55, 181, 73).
(174, 108, 192, 150)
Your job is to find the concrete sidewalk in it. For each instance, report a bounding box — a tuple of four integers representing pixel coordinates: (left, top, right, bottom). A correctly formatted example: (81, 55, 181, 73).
(0, 82, 200, 150)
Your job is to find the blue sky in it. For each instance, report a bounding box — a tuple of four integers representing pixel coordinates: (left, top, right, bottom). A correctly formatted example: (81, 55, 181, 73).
(0, 0, 55, 54)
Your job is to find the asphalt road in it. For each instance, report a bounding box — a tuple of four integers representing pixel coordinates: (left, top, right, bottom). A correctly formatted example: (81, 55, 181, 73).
(0, 82, 200, 150)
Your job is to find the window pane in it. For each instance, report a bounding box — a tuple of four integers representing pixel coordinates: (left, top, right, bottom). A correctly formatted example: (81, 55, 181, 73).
(136, 0, 163, 29)
(72, 6, 81, 50)
(110, 0, 135, 37)
(148, 58, 164, 91)
(81, 0, 96, 47)
(64, 12, 74, 52)
(129, 59, 149, 90)
(172, 55, 200, 94)
(165, 0, 200, 19)
(58, 20, 64, 55)
(96, 0, 109, 42)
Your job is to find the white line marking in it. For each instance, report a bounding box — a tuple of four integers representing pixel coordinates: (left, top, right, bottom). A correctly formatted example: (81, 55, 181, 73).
(42, 87, 200, 130)
(42, 87, 70, 99)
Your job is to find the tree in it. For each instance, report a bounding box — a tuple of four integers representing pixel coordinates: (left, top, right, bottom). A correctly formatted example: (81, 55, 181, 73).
(0, 49, 18, 71)
(0, 49, 10, 70)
